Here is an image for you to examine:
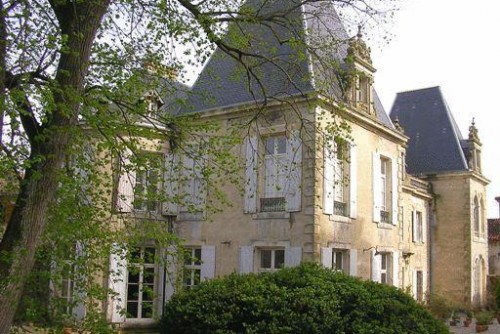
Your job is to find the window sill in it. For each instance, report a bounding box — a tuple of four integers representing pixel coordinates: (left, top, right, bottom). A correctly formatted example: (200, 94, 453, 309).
(329, 214, 351, 224)
(178, 211, 205, 221)
(377, 222, 395, 230)
(252, 212, 290, 220)
(472, 235, 487, 244)
(412, 241, 425, 246)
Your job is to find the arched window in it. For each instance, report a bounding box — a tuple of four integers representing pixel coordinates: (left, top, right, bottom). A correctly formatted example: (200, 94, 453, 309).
(473, 196, 480, 237)
(480, 197, 485, 236)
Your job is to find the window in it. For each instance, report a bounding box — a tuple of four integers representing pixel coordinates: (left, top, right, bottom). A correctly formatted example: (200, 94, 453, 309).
(357, 76, 369, 104)
(183, 248, 202, 289)
(323, 139, 357, 218)
(259, 249, 285, 272)
(378, 253, 393, 285)
(261, 136, 287, 212)
(126, 247, 156, 319)
(416, 270, 423, 302)
(57, 262, 75, 316)
(134, 154, 161, 212)
(412, 211, 424, 243)
(373, 153, 395, 225)
(332, 249, 349, 274)
(244, 132, 302, 214)
(473, 196, 480, 237)
(333, 142, 348, 216)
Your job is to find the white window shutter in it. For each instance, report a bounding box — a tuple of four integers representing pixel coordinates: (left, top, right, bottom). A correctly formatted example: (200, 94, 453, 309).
(73, 242, 86, 320)
(108, 244, 127, 323)
(285, 130, 302, 212)
(323, 140, 335, 215)
(349, 144, 357, 219)
(349, 249, 358, 277)
(285, 247, 302, 267)
(392, 251, 400, 288)
(372, 152, 381, 222)
(201, 245, 216, 281)
(371, 250, 381, 283)
(193, 154, 207, 212)
(162, 153, 179, 215)
(412, 210, 417, 242)
(165, 246, 178, 301)
(321, 247, 333, 268)
(422, 211, 426, 243)
(244, 137, 258, 213)
(412, 269, 418, 299)
(239, 246, 254, 274)
(116, 149, 135, 213)
(391, 157, 398, 225)
(157, 250, 166, 317)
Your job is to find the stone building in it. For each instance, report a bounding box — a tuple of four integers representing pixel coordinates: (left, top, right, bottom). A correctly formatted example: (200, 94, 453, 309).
(488, 197, 500, 277)
(0, 0, 485, 329)
(390, 87, 489, 306)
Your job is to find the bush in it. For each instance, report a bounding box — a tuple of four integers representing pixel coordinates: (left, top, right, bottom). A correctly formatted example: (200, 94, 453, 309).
(160, 263, 449, 334)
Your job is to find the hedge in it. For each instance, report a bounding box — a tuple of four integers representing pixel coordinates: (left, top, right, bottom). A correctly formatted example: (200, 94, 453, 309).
(160, 263, 448, 334)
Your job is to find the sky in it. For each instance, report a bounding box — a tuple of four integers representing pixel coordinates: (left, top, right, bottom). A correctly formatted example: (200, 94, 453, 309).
(371, 0, 500, 218)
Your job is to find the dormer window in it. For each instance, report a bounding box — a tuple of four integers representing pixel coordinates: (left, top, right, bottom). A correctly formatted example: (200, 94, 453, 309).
(358, 75, 369, 104)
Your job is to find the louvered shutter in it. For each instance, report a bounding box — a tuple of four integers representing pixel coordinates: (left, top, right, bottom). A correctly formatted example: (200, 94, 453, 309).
(239, 246, 254, 274)
(349, 144, 357, 219)
(284, 247, 302, 267)
(323, 140, 335, 215)
(162, 153, 179, 215)
(201, 245, 216, 280)
(372, 152, 381, 222)
(412, 210, 417, 242)
(391, 157, 398, 225)
(165, 246, 177, 300)
(285, 130, 302, 212)
(371, 250, 381, 283)
(244, 137, 258, 213)
(412, 270, 418, 299)
(109, 244, 127, 323)
(392, 251, 400, 288)
(349, 249, 358, 276)
(73, 242, 86, 320)
(321, 247, 333, 268)
(422, 211, 426, 243)
(116, 149, 135, 213)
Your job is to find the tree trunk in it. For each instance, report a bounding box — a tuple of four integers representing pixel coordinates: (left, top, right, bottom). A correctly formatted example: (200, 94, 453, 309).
(0, 2, 110, 333)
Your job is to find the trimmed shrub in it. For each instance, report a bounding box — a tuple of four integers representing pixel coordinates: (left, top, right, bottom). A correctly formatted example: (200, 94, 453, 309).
(160, 263, 448, 334)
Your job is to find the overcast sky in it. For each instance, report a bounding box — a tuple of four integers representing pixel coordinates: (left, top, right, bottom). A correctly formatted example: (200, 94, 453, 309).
(371, 0, 500, 217)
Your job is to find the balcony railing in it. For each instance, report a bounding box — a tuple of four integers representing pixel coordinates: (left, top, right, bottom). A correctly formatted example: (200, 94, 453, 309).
(380, 210, 390, 224)
(334, 201, 347, 216)
(260, 197, 286, 212)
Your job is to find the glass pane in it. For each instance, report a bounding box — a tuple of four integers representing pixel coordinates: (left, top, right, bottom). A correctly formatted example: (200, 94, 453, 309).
(128, 270, 140, 284)
(194, 248, 202, 265)
(275, 250, 285, 268)
(276, 137, 286, 154)
(381, 254, 387, 270)
(183, 269, 192, 286)
(126, 302, 138, 318)
(130, 248, 141, 262)
(265, 138, 274, 155)
(381, 273, 387, 285)
(143, 267, 155, 284)
(334, 252, 343, 270)
(142, 284, 155, 301)
(193, 269, 201, 285)
(142, 302, 153, 318)
(144, 248, 156, 264)
(127, 284, 139, 301)
(261, 250, 272, 268)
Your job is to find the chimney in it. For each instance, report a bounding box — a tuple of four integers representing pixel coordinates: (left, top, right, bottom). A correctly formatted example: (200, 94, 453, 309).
(496, 196, 500, 218)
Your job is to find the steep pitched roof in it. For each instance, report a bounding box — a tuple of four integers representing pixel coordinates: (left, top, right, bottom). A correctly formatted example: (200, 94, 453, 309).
(389, 86, 468, 174)
(180, 0, 393, 129)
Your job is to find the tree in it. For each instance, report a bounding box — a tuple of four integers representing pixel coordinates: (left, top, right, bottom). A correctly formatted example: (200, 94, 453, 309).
(160, 263, 449, 334)
(0, 0, 395, 332)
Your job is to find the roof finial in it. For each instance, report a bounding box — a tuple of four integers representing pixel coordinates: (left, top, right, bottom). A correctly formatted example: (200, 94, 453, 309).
(469, 117, 479, 142)
(357, 25, 363, 39)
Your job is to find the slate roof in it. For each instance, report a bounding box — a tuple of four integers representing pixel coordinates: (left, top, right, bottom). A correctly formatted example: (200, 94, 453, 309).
(180, 0, 393, 130)
(389, 86, 469, 175)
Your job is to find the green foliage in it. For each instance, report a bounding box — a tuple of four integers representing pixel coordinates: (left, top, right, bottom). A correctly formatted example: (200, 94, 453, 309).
(425, 293, 453, 321)
(160, 263, 448, 334)
(495, 282, 500, 310)
(475, 311, 494, 325)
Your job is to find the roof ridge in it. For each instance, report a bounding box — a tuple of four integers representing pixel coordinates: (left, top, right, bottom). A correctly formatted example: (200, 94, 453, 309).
(396, 86, 441, 95)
